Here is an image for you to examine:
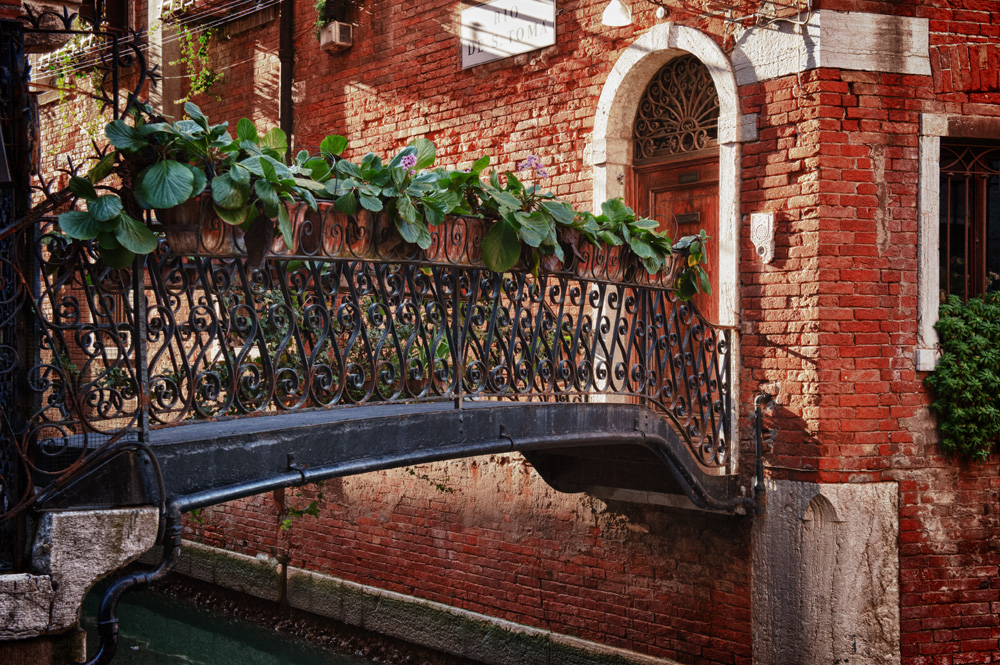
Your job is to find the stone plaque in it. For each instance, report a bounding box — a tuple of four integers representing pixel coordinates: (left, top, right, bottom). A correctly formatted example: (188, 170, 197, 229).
(461, 0, 556, 69)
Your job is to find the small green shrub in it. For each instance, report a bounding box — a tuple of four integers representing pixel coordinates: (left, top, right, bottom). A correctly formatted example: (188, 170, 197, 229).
(926, 292, 1000, 461)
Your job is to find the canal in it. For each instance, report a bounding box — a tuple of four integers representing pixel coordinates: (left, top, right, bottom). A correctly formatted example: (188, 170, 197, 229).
(81, 586, 371, 665)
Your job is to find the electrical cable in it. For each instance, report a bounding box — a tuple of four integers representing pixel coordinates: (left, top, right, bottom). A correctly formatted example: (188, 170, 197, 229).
(37, 0, 280, 78)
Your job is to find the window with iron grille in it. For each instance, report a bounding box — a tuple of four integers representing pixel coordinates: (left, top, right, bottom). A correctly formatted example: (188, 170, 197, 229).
(939, 141, 1000, 300)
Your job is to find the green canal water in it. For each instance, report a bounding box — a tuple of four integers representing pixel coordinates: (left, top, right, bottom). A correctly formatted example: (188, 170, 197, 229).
(80, 588, 371, 665)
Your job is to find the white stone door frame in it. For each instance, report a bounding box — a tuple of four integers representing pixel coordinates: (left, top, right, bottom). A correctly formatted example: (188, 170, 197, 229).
(591, 23, 755, 474)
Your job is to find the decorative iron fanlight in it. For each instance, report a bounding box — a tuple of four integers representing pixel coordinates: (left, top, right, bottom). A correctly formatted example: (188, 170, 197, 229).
(633, 55, 720, 161)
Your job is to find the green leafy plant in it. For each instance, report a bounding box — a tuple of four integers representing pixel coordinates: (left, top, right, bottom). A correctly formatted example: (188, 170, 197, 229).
(57, 103, 709, 300)
(279, 482, 324, 531)
(58, 101, 325, 266)
(925, 291, 1000, 461)
(171, 26, 222, 104)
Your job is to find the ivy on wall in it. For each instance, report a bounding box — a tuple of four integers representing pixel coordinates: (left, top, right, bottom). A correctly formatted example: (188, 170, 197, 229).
(925, 292, 1000, 461)
(171, 26, 222, 104)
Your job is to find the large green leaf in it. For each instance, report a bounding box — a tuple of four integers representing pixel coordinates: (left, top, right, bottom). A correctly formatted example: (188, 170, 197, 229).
(183, 163, 208, 197)
(421, 194, 450, 226)
(398, 195, 419, 225)
(304, 158, 331, 182)
(105, 119, 148, 151)
(99, 246, 136, 269)
(261, 127, 288, 157)
(236, 118, 258, 143)
(471, 155, 489, 173)
(485, 187, 520, 211)
(335, 160, 362, 179)
(212, 172, 250, 210)
(184, 102, 209, 130)
(627, 236, 657, 259)
(139, 161, 196, 209)
(515, 211, 550, 248)
(293, 177, 327, 193)
(260, 158, 277, 185)
(408, 138, 436, 170)
(229, 164, 251, 185)
(88, 195, 123, 222)
(481, 220, 520, 273)
(600, 198, 630, 227)
(215, 204, 250, 225)
(540, 200, 575, 226)
(276, 204, 293, 249)
(115, 212, 159, 254)
(320, 134, 348, 158)
(394, 216, 421, 244)
(334, 192, 357, 215)
(255, 179, 280, 208)
(240, 155, 290, 179)
(88, 154, 116, 184)
(59, 210, 102, 240)
(69, 176, 98, 201)
(359, 192, 383, 212)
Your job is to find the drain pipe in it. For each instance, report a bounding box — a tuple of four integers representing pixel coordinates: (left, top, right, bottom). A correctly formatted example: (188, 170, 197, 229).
(278, 0, 294, 153)
(753, 394, 768, 517)
(72, 504, 183, 665)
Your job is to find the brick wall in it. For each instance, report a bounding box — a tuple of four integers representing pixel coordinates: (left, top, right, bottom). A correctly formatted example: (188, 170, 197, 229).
(28, 0, 1000, 661)
(184, 457, 753, 663)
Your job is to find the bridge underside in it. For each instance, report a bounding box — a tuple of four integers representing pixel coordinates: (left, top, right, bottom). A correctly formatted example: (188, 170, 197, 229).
(40, 402, 747, 515)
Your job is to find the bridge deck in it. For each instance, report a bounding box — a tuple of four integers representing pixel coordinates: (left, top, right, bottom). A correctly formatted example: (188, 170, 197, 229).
(42, 402, 747, 514)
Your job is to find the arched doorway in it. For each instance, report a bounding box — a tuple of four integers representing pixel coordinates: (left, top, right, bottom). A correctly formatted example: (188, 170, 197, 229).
(628, 54, 720, 322)
(591, 23, 749, 473)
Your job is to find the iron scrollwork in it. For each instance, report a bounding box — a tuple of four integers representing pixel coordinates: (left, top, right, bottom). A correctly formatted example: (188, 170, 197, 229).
(633, 54, 720, 161)
(20, 227, 732, 477)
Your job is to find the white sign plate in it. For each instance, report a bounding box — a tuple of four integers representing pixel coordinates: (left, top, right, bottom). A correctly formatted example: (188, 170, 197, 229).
(461, 0, 556, 69)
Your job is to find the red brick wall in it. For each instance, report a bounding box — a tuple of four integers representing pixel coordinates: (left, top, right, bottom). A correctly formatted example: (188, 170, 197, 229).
(184, 458, 753, 663)
(29, 0, 1000, 661)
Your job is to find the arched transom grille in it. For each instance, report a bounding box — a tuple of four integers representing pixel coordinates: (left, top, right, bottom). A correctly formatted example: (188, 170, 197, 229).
(633, 55, 720, 161)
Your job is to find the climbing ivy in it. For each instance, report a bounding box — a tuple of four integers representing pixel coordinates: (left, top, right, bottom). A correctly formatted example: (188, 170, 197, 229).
(279, 482, 324, 531)
(171, 26, 222, 104)
(925, 292, 1000, 461)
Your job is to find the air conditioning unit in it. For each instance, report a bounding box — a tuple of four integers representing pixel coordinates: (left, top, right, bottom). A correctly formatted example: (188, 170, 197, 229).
(320, 21, 352, 52)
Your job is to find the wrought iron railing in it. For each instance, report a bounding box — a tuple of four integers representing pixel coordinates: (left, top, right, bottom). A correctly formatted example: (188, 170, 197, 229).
(16, 218, 732, 496)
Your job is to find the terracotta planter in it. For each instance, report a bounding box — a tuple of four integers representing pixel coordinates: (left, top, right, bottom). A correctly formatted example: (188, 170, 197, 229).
(155, 198, 680, 286)
(156, 195, 242, 256)
(281, 200, 489, 266)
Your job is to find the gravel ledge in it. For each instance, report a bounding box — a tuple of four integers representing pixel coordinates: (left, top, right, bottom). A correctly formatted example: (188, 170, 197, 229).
(144, 540, 677, 665)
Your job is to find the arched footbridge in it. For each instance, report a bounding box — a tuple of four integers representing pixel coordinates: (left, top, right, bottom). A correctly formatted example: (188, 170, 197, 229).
(0, 231, 758, 663)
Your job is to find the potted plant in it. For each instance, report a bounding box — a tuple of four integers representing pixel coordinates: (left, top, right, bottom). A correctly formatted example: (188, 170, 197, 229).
(56, 103, 710, 302)
(57, 101, 328, 267)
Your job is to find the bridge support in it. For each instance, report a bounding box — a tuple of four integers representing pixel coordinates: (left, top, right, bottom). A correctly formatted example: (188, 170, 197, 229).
(0, 508, 159, 665)
(752, 479, 900, 664)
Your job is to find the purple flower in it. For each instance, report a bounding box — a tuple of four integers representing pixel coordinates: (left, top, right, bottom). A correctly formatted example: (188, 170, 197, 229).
(400, 154, 417, 170)
(517, 155, 549, 178)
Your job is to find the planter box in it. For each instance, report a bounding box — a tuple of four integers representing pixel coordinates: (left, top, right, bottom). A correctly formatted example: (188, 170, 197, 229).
(156, 197, 683, 287)
(155, 195, 243, 256)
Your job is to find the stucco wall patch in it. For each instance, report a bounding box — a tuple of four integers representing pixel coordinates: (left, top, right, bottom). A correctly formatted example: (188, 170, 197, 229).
(732, 11, 930, 85)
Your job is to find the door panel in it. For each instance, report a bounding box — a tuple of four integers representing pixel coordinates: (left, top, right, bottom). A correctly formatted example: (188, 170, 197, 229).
(630, 156, 720, 323)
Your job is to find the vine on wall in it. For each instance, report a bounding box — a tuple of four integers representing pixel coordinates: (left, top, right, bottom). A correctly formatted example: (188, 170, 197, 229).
(926, 292, 1000, 461)
(171, 26, 222, 104)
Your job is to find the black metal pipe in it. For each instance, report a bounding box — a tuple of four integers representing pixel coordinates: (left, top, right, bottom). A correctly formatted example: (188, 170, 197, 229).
(753, 394, 768, 517)
(71, 505, 182, 665)
(278, 0, 294, 156)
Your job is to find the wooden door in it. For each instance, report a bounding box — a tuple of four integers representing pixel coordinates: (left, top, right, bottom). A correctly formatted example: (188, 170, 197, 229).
(630, 155, 719, 323)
